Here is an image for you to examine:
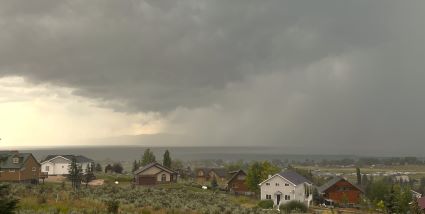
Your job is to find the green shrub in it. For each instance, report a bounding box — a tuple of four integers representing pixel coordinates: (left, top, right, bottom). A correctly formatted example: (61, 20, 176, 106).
(258, 199, 274, 209)
(105, 199, 120, 214)
(279, 201, 307, 213)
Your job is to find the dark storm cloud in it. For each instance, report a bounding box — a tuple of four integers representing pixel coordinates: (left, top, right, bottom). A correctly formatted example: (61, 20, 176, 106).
(1, 0, 425, 154)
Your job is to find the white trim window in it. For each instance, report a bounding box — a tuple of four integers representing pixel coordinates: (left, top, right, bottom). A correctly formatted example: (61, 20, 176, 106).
(266, 182, 270, 186)
(32, 167, 36, 171)
(9, 169, 15, 172)
(285, 195, 291, 200)
(12, 158, 19, 164)
(266, 194, 272, 200)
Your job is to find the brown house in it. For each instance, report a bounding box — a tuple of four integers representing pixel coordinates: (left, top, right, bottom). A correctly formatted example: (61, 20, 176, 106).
(318, 177, 364, 205)
(134, 162, 177, 185)
(227, 170, 252, 195)
(0, 151, 42, 183)
(195, 168, 227, 187)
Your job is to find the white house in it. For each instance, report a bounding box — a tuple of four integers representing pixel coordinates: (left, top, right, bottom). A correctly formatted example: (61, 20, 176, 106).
(41, 155, 94, 175)
(259, 170, 313, 207)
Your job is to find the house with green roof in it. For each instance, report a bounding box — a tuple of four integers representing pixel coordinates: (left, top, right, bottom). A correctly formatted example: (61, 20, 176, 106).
(0, 150, 42, 183)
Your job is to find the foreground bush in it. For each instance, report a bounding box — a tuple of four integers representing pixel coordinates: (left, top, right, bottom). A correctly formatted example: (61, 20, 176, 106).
(0, 184, 19, 214)
(258, 199, 274, 209)
(279, 201, 308, 213)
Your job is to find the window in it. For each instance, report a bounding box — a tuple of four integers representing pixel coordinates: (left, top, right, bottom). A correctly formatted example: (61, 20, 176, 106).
(232, 183, 237, 188)
(285, 195, 291, 200)
(275, 183, 280, 186)
(9, 169, 15, 172)
(161, 174, 167, 182)
(266, 195, 272, 200)
(12, 158, 19, 164)
(32, 167, 36, 171)
(198, 171, 204, 176)
(45, 166, 50, 171)
(285, 183, 290, 186)
(266, 183, 270, 186)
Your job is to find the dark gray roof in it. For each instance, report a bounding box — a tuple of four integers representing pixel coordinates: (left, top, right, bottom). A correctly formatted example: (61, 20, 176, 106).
(42, 155, 93, 163)
(317, 176, 364, 193)
(227, 169, 246, 184)
(134, 162, 177, 175)
(279, 170, 312, 185)
(0, 151, 36, 169)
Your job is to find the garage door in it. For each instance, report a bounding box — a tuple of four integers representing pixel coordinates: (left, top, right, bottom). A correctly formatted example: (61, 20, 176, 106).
(138, 176, 156, 185)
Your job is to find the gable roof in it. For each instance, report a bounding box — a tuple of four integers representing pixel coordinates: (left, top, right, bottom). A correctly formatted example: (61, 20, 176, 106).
(318, 176, 364, 193)
(259, 170, 312, 186)
(227, 169, 246, 184)
(41, 155, 93, 164)
(195, 168, 228, 178)
(134, 162, 177, 175)
(0, 151, 38, 169)
(279, 171, 312, 185)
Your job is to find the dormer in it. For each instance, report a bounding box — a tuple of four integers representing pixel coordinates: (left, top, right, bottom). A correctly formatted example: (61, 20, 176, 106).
(12, 157, 19, 164)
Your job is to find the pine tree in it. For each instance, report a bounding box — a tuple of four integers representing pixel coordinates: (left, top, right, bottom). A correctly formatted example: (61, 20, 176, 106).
(68, 157, 83, 190)
(163, 150, 172, 168)
(356, 167, 362, 185)
(362, 174, 369, 186)
(83, 164, 95, 188)
(95, 163, 102, 172)
(0, 184, 19, 214)
(141, 148, 156, 166)
(132, 160, 139, 172)
(104, 164, 112, 173)
(385, 186, 398, 214)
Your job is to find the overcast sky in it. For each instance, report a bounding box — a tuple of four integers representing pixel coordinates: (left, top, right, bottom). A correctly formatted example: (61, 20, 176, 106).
(1, 0, 424, 155)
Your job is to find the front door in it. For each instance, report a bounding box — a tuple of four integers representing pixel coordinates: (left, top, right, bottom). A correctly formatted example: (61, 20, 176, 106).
(276, 194, 281, 205)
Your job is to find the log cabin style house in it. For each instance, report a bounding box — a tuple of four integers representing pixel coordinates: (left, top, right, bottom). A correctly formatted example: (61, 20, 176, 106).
(227, 169, 252, 195)
(0, 151, 42, 183)
(318, 177, 364, 205)
(134, 162, 178, 185)
(195, 168, 228, 187)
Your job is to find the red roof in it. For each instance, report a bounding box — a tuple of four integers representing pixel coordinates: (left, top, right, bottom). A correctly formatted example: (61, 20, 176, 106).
(418, 197, 425, 210)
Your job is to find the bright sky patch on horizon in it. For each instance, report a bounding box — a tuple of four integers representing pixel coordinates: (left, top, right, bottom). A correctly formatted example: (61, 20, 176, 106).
(0, 76, 163, 147)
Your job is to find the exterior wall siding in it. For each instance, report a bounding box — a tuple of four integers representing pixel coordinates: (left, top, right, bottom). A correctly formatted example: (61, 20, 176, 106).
(41, 156, 93, 175)
(260, 175, 312, 207)
(20, 155, 41, 182)
(323, 180, 362, 204)
(0, 154, 41, 182)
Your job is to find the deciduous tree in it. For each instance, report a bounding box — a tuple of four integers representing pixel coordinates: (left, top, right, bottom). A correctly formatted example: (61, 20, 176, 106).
(141, 148, 156, 166)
